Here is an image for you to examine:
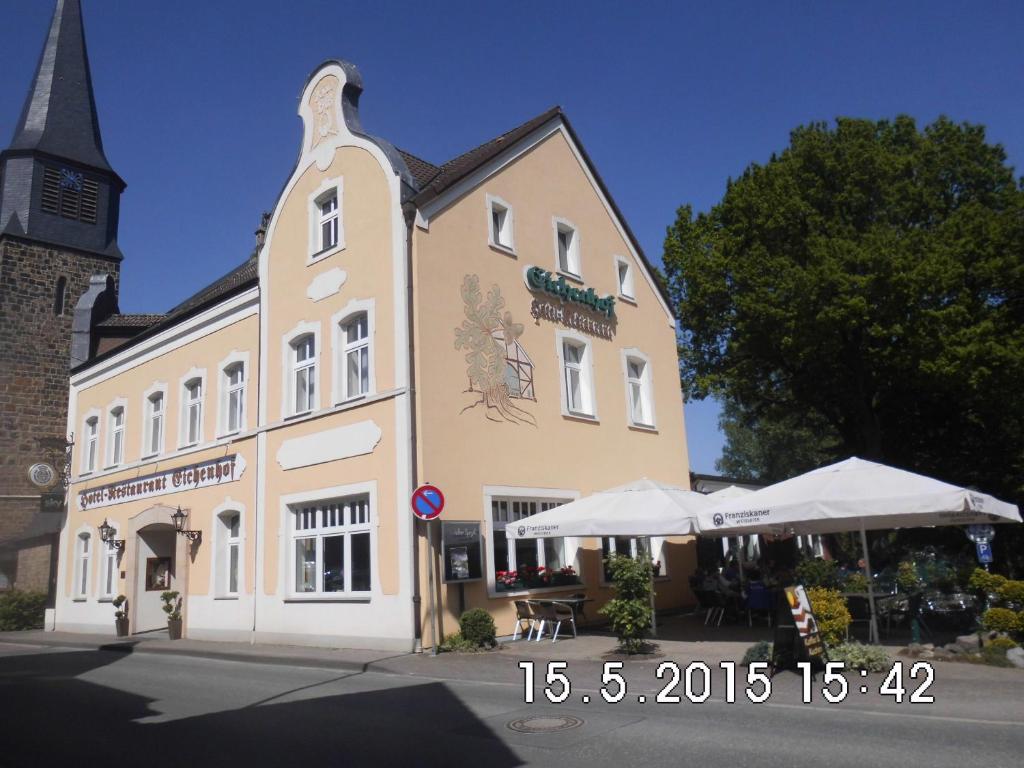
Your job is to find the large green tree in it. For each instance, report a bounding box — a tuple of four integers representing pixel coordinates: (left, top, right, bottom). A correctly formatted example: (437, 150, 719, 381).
(664, 116, 1024, 507)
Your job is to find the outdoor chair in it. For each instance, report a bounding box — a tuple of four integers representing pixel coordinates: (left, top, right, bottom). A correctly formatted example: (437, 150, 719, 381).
(846, 595, 872, 641)
(695, 589, 726, 626)
(570, 593, 589, 624)
(745, 583, 773, 627)
(512, 599, 536, 641)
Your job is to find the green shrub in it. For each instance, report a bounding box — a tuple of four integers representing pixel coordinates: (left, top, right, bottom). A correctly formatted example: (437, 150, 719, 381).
(968, 568, 1007, 596)
(0, 590, 47, 631)
(806, 587, 852, 647)
(828, 642, 891, 672)
(741, 640, 772, 666)
(985, 636, 1019, 651)
(997, 580, 1024, 605)
(160, 590, 181, 621)
(439, 632, 480, 653)
(599, 553, 653, 654)
(981, 607, 1020, 634)
(112, 594, 128, 620)
(979, 645, 1014, 668)
(843, 572, 869, 592)
(795, 559, 840, 588)
(896, 561, 923, 592)
(458, 608, 496, 648)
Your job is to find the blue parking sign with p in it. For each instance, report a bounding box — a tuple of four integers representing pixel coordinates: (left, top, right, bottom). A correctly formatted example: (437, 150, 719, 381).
(976, 541, 994, 564)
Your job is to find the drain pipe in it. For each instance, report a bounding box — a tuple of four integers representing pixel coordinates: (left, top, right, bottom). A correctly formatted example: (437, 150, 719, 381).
(403, 202, 423, 651)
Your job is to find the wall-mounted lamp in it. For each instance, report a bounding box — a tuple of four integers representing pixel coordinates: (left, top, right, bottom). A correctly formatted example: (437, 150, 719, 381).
(170, 506, 201, 543)
(97, 518, 125, 551)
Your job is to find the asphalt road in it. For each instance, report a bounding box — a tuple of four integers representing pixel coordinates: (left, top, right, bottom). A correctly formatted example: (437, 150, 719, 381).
(0, 642, 1021, 768)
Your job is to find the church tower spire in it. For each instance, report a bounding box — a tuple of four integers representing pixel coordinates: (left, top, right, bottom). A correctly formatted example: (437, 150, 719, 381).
(0, 0, 124, 259)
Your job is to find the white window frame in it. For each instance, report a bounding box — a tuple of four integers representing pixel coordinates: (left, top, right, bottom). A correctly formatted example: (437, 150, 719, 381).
(141, 382, 167, 458)
(552, 216, 581, 278)
(73, 527, 92, 599)
(105, 398, 127, 468)
(100, 522, 120, 600)
(178, 368, 207, 448)
(601, 536, 668, 584)
(282, 321, 321, 419)
(482, 485, 580, 598)
(555, 330, 597, 419)
(621, 348, 656, 429)
(212, 500, 245, 598)
(282, 481, 377, 600)
(307, 176, 345, 264)
(80, 408, 100, 475)
(614, 255, 636, 301)
(331, 299, 375, 405)
(486, 194, 515, 253)
(217, 350, 250, 437)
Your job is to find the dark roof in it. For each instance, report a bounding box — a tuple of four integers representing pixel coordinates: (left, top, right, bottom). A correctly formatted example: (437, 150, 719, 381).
(397, 149, 439, 189)
(73, 256, 258, 372)
(5, 0, 116, 178)
(96, 313, 166, 328)
(412, 107, 561, 205)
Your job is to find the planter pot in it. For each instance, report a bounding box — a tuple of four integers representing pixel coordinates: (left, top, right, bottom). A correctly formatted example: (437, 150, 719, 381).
(167, 618, 183, 640)
(114, 617, 129, 637)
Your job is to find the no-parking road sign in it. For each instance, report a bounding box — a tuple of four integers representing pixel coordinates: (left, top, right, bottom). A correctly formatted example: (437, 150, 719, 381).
(411, 484, 445, 521)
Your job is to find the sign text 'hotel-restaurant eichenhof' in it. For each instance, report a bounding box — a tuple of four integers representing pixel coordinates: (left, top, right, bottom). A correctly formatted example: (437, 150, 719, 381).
(77, 455, 245, 511)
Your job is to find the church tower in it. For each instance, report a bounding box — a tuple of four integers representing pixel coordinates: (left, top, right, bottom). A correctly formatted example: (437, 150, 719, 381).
(0, 0, 123, 596)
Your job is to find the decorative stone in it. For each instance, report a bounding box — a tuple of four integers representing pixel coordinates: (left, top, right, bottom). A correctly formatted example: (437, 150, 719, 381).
(1006, 647, 1024, 669)
(931, 648, 953, 661)
(955, 634, 981, 652)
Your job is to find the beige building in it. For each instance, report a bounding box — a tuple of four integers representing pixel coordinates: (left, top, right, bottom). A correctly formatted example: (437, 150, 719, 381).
(56, 59, 695, 650)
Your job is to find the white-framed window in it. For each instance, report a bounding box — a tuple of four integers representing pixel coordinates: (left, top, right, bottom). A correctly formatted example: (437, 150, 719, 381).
(100, 526, 120, 599)
(341, 313, 369, 401)
(557, 332, 596, 418)
(292, 334, 317, 415)
(553, 217, 581, 277)
(144, 391, 164, 456)
(485, 490, 581, 595)
(622, 350, 655, 428)
(614, 255, 635, 300)
(74, 531, 91, 598)
(307, 177, 345, 263)
(225, 364, 245, 434)
(290, 494, 373, 596)
(318, 192, 339, 252)
(486, 194, 515, 252)
(218, 510, 241, 596)
(602, 536, 667, 582)
(107, 406, 125, 467)
(182, 377, 204, 446)
(82, 414, 99, 474)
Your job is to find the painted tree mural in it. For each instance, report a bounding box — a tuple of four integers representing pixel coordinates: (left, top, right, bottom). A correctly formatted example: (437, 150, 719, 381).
(454, 274, 536, 425)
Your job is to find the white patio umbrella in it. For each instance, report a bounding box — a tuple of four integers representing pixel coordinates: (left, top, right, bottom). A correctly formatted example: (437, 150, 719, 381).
(707, 485, 756, 582)
(698, 457, 1022, 641)
(506, 478, 716, 636)
(505, 478, 716, 540)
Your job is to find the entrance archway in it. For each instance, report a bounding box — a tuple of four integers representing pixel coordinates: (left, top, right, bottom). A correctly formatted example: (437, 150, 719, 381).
(125, 505, 191, 636)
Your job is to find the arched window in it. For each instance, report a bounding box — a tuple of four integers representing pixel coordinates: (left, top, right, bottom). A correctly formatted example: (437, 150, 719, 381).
(292, 334, 316, 414)
(340, 313, 369, 400)
(74, 532, 91, 598)
(54, 276, 67, 316)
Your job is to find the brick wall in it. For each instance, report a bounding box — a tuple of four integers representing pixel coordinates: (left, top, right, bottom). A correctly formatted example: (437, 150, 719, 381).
(0, 235, 120, 590)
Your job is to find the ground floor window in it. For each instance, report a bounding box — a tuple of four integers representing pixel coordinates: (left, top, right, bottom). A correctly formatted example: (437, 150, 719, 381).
(602, 536, 667, 581)
(491, 497, 579, 591)
(291, 495, 371, 595)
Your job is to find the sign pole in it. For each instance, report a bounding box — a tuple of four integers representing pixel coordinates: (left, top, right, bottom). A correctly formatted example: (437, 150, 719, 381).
(426, 520, 439, 655)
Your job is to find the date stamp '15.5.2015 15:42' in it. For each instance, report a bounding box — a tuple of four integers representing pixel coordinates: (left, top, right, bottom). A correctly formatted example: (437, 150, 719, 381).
(518, 660, 936, 706)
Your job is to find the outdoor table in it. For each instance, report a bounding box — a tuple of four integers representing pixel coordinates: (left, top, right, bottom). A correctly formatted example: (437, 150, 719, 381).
(529, 596, 594, 627)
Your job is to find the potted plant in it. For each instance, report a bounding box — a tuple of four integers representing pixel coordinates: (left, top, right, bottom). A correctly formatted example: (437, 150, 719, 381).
(112, 594, 129, 637)
(161, 590, 183, 640)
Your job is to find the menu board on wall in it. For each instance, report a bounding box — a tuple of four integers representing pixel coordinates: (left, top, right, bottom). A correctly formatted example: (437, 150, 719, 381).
(441, 521, 482, 583)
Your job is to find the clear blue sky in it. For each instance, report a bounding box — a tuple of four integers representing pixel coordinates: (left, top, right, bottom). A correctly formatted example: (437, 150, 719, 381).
(2, 1, 1022, 473)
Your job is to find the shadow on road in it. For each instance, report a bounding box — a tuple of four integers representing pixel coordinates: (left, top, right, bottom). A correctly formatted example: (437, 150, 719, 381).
(0, 648, 524, 767)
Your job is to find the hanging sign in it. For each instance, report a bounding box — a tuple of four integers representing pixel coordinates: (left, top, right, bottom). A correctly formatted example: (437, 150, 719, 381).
(77, 454, 245, 511)
(411, 484, 444, 521)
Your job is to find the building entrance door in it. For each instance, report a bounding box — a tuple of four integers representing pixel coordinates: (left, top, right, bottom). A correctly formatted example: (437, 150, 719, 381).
(134, 525, 176, 633)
